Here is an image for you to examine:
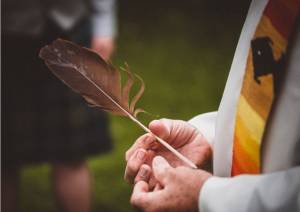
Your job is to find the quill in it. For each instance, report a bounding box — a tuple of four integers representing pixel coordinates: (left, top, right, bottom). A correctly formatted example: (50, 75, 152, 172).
(39, 39, 197, 169)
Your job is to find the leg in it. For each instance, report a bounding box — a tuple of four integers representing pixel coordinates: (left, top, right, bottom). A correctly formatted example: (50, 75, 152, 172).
(2, 167, 20, 212)
(52, 161, 91, 212)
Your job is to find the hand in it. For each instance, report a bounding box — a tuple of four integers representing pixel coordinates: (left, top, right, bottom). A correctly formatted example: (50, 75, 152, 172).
(131, 156, 212, 211)
(91, 36, 115, 61)
(124, 119, 212, 184)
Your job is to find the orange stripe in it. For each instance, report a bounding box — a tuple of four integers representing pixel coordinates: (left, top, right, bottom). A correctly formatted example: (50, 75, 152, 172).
(232, 135, 260, 176)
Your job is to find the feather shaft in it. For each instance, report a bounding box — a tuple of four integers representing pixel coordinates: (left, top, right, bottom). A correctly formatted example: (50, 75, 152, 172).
(40, 39, 197, 169)
(80, 70, 197, 168)
(79, 68, 133, 117)
(127, 115, 197, 169)
(72, 65, 197, 168)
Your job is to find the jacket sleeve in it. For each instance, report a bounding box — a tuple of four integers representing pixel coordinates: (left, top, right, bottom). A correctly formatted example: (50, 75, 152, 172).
(199, 166, 300, 212)
(91, 0, 117, 37)
(188, 111, 217, 147)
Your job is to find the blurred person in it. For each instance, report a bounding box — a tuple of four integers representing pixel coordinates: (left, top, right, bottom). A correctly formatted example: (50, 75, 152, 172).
(124, 0, 300, 211)
(2, 0, 117, 212)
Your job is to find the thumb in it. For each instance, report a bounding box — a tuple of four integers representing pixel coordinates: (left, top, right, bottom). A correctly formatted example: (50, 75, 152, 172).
(149, 119, 171, 140)
(152, 156, 173, 186)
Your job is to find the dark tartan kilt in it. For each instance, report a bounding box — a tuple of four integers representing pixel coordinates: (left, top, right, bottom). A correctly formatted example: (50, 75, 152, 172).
(2, 19, 112, 167)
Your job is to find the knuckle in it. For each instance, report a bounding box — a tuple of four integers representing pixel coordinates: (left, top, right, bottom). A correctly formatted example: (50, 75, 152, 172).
(138, 134, 148, 143)
(130, 194, 141, 206)
(127, 158, 139, 171)
(125, 150, 130, 161)
(125, 162, 142, 183)
(131, 195, 148, 210)
(130, 195, 137, 206)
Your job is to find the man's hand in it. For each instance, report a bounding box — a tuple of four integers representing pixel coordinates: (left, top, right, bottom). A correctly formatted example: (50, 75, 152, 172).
(131, 156, 212, 211)
(91, 36, 115, 61)
(124, 119, 212, 184)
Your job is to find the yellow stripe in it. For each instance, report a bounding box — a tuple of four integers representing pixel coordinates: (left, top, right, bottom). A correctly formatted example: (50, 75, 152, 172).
(237, 95, 265, 143)
(234, 96, 264, 165)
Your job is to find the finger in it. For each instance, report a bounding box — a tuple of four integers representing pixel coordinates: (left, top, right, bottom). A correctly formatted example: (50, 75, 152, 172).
(150, 119, 199, 148)
(130, 181, 149, 209)
(125, 134, 156, 161)
(134, 164, 152, 184)
(153, 183, 162, 191)
(148, 174, 158, 191)
(124, 149, 148, 183)
(149, 119, 171, 140)
(131, 181, 165, 211)
(145, 150, 156, 165)
(152, 156, 172, 186)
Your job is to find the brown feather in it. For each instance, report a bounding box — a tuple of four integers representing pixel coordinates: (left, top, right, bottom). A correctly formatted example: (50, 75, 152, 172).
(39, 39, 197, 169)
(39, 39, 144, 117)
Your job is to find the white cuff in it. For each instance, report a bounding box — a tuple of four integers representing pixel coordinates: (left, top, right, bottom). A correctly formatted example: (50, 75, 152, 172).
(199, 176, 257, 212)
(198, 167, 300, 212)
(188, 111, 217, 147)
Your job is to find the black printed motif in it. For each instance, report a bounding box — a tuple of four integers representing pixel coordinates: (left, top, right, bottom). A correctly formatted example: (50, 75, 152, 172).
(251, 37, 285, 94)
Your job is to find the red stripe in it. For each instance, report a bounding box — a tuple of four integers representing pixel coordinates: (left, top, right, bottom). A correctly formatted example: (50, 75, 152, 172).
(264, 0, 300, 39)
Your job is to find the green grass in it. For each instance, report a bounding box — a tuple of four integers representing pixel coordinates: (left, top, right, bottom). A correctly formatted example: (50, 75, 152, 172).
(20, 1, 249, 211)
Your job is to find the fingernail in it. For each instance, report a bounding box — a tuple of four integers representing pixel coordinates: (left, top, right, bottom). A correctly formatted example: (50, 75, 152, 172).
(136, 150, 146, 160)
(145, 136, 156, 148)
(145, 135, 152, 143)
(153, 156, 164, 166)
(139, 167, 148, 178)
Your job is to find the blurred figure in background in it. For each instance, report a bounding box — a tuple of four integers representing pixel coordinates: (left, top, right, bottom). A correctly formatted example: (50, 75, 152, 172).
(2, 0, 117, 211)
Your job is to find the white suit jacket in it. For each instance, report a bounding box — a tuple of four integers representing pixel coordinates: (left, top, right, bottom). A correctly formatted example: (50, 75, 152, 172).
(189, 0, 300, 211)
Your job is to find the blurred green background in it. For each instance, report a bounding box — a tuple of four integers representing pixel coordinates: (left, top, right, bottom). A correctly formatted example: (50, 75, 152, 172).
(21, 1, 250, 211)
